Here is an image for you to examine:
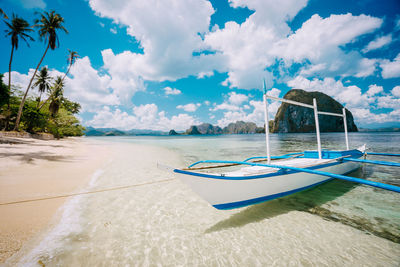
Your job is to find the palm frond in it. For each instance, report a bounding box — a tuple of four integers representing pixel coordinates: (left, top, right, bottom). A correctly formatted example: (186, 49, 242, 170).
(4, 14, 34, 49)
(35, 10, 68, 50)
(0, 8, 8, 19)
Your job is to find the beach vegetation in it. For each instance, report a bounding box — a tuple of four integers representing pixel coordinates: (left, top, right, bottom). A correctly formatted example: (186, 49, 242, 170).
(0, 78, 84, 137)
(33, 67, 52, 107)
(14, 10, 68, 131)
(1, 9, 84, 138)
(48, 76, 64, 117)
(0, 74, 9, 108)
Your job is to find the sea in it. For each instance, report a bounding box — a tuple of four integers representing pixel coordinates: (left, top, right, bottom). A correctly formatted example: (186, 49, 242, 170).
(8, 132, 400, 266)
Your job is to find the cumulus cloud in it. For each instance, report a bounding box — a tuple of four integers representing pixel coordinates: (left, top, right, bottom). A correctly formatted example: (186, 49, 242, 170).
(3, 58, 123, 112)
(211, 92, 249, 111)
(5, 67, 67, 99)
(287, 76, 400, 124)
(211, 102, 240, 112)
(380, 53, 400, 79)
(351, 107, 400, 125)
(87, 104, 199, 131)
(86, 0, 388, 96)
(287, 76, 372, 109)
(101, 49, 145, 104)
(65, 57, 120, 111)
(362, 34, 392, 53)
(366, 84, 383, 96)
(213, 88, 281, 127)
(216, 99, 279, 127)
(228, 92, 248, 105)
(273, 13, 382, 78)
(204, 3, 384, 89)
(176, 103, 201, 112)
(392, 86, 400, 97)
(204, 0, 308, 89)
(89, 0, 225, 82)
(4, 70, 37, 97)
(164, 86, 181, 95)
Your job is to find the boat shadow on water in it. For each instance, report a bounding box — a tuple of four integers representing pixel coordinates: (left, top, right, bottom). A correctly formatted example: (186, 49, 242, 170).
(205, 168, 400, 243)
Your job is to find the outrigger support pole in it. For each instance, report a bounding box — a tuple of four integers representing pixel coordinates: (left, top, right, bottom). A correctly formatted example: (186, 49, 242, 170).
(343, 157, 400, 167)
(343, 108, 349, 150)
(263, 80, 271, 164)
(313, 98, 322, 159)
(367, 152, 400, 157)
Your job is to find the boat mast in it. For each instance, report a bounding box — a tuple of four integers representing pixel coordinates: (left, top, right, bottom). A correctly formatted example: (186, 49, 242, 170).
(313, 98, 322, 159)
(263, 80, 271, 164)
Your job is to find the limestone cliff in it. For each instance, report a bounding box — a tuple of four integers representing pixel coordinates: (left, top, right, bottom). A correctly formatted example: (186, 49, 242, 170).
(272, 89, 358, 133)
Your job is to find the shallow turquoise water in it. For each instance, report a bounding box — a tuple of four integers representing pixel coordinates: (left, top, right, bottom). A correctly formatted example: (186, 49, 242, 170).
(106, 132, 400, 241)
(10, 132, 400, 266)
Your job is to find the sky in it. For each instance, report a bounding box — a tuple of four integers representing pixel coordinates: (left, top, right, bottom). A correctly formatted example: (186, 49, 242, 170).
(1, 0, 400, 131)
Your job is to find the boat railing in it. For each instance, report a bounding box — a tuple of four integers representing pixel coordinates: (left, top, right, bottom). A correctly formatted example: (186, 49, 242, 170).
(263, 82, 350, 161)
(185, 152, 304, 170)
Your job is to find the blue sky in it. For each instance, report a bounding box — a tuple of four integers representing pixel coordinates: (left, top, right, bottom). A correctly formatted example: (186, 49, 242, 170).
(1, 0, 400, 131)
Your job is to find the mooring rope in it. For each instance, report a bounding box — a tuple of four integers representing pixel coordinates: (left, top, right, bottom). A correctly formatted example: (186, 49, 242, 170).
(0, 178, 176, 206)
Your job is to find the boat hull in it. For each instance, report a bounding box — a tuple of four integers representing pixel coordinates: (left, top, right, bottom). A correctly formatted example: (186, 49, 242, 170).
(175, 161, 361, 210)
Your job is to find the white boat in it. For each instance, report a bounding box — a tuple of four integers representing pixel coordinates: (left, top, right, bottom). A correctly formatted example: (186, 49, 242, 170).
(172, 149, 364, 210)
(160, 83, 400, 210)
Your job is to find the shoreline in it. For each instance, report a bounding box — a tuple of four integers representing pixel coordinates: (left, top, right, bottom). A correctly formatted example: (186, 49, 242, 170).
(0, 136, 110, 263)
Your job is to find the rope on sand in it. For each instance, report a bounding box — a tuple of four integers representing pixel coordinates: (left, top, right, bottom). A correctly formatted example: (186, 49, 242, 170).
(0, 178, 176, 206)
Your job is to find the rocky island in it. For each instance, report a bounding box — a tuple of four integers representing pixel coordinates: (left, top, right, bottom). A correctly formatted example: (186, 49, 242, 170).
(182, 121, 264, 135)
(174, 89, 358, 135)
(272, 89, 358, 133)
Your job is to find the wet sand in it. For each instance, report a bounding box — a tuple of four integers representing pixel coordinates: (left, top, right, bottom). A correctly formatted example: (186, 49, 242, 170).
(0, 136, 109, 263)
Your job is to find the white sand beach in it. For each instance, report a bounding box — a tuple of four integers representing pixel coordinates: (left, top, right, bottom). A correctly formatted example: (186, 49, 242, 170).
(0, 136, 109, 262)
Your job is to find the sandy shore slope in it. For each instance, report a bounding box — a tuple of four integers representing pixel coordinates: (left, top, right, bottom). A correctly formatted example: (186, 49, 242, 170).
(0, 136, 109, 263)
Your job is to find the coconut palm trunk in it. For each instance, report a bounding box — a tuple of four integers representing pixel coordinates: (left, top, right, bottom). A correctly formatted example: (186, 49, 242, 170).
(4, 14, 33, 130)
(4, 44, 14, 130)
(14, 42, 50, 131)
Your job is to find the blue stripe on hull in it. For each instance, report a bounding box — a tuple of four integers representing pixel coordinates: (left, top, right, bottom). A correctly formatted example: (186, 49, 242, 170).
(213, 178, 333, 210)
(212, 168, 359, 210)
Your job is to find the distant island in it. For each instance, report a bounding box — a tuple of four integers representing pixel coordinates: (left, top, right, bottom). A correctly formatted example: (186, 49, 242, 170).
(84, 127, 168, 136)
(359, 127, 400, 132)
(183, 121, 264, 135)
(85, 90, 400, 137)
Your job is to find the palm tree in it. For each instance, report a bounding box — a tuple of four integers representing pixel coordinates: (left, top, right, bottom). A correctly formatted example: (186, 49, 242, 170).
(49, 76, 64, 117)
(14, 10, 68, 131)
(38, 49, 79, 110)
(33, 67, 52, 107)
(4, 14, 34, 130)
(65, 49, 80, 75)
(0, 8, 8, 19)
